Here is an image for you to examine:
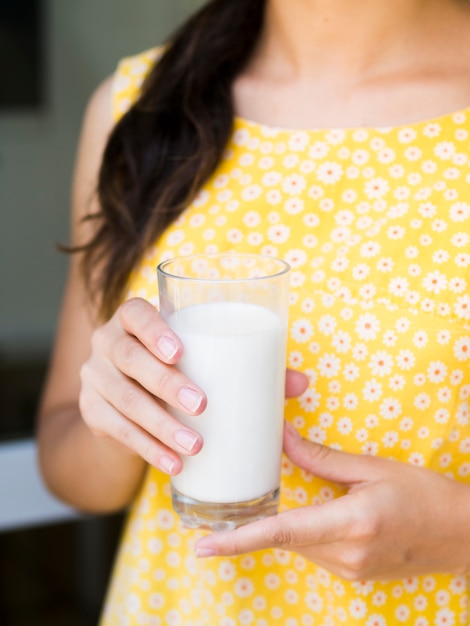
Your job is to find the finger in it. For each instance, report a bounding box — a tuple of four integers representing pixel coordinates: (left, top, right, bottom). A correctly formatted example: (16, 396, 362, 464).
(285, 369, 309, 398)
(116, 297, 183, 364)
(80, 384, 185, 475)
(110, 332, 206, 415)
(195, 501, 347, 558)
(283, 421, 385, 485)
(81, 360, 203, 458)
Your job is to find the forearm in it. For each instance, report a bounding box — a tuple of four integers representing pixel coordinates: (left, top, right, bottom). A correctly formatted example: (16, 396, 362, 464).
(37, 404, 147, 513)
(441, 476, 470, 576)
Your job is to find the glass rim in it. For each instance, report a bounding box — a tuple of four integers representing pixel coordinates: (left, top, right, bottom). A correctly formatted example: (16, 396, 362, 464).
(157, 252, 291, 283)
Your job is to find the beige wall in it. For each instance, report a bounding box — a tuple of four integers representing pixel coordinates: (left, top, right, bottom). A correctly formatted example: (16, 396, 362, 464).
(0, 0, 201, 358)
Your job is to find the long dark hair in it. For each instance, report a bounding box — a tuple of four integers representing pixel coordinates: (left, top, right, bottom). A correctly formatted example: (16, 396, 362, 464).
(80, 0, 266, 319)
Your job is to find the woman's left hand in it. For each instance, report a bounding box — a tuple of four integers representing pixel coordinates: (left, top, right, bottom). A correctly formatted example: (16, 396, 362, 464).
(195, 422, 470, 581)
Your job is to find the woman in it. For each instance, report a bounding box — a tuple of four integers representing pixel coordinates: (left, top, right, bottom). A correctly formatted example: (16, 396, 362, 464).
(37, 0, 470, 623)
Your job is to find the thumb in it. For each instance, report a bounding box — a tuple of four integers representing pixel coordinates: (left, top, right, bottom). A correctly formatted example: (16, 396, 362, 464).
(285, 369, 309, 398)
(283, 421, 384, 486)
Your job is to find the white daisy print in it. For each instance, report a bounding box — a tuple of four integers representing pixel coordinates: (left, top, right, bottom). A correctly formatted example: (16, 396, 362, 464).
(372, 591, 387, 607)
(456, 402, 469, 426)
(413, 330, 429, 349)
(349, 598, 367, 619)
(343, 393, 359, 410)
(332, 330, 352, 353)
(455, 252, 470, 267)
(363, 379, 383, 402)
(414, 393, 431, 410)
(454, 294, 470, 320)
(434, 607, 455, 626)
(318, 314, 337, 335)
(298, 389, 321, 413)
(453, 337, 470, 361)
(337, 417, 353, 435)
(353, 343, 369, 361)
(388, 277, 409, 297)
(317, 353, 341, 378)
(262, 171, 282, 187)
(356, 313, 381, 341)
(283, 155, 299, 170)
(449, 201, 470, 222)
(267, 223, 290, 243)
(369, 350, 394, 377)
(234, 578, 254, 598)
(389, 374, 405, 391)
(356, 428, 369, 443)
(352, 263, 370, 281)
(377, 257, 395, 272)
(288, 131, 309, 151)
(432, 250, 450, 264)
(360, 241, 381, 258)
(399, 417, 413, 431)
(365, 177, 390, 199)
(427, 361, 448, 384)
(307, 425, 327, 444)
(291, 319, 314, 343)
(282, 173, 307, 195)
(398, 128, 417, 143)
(343, 362, 360, 381)
(395, 604, 410, 622)
(434, 141, 456, 160)
(266, 189, 282, 205)
(284, 197, 305, 215)
(380, 398, 402, 420)
(309, 141, 329, 159)
(241, 184, 262, 201)
(363, 441, 379, 455)
(305, 591, 324, 612)
(434, 408, 450, 424)
(414, 373, 426, 386)
(331, 256, 349, 272)
(316, 161, 343, 184)
(422, 270, 447, 294)
(451, 232, 469, 247)
(448, 277, 467, 293)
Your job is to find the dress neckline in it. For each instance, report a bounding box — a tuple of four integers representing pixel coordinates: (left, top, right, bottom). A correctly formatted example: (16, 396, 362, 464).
(233, 104, 470, 137)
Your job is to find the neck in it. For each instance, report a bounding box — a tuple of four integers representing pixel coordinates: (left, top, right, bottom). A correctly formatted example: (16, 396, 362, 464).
(252, 0, 455, 83)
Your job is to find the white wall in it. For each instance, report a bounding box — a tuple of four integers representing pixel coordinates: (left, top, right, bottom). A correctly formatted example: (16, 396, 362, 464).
(0, 0, 201, 359)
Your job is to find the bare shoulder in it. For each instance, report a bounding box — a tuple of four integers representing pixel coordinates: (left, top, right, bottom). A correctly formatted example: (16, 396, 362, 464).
(71, 75, 115, 244)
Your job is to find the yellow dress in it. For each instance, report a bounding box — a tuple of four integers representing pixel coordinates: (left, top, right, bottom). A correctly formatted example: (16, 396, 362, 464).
(100, 49, 470, 626)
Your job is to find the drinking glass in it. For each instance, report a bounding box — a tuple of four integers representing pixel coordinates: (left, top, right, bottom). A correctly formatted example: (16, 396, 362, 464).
(157, 252, 290, 531)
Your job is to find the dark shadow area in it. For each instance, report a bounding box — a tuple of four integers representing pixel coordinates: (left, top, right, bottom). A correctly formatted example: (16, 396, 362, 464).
(0, 513, 125, 626)
(0, 356, 48, 441)
(0, 0, 45, 109)
(0, 355, 125, 624)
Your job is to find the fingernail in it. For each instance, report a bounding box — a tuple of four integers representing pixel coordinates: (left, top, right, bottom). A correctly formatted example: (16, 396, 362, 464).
(195, 547, 216, 558)
(157, 336, 178, 360)
(174, 429, 200, 452)
(160, 455, 177, 474)
(178, 387, 204, 413)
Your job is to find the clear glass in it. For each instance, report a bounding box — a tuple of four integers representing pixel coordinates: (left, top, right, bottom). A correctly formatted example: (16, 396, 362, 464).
(157, 253, 290, 530)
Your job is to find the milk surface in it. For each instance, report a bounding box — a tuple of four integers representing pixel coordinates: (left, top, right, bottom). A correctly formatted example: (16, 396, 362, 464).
(168, 301, 287, 503)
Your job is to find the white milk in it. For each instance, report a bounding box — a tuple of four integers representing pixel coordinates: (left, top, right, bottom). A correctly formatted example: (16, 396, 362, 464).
(168, 301, 287, 504)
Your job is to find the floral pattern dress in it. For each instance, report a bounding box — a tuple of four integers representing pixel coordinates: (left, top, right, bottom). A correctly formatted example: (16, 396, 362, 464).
(100, 48, 470, 626)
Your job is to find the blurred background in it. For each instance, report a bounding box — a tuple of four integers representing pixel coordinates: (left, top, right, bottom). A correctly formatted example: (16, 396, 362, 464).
(0, 1, 202, 623)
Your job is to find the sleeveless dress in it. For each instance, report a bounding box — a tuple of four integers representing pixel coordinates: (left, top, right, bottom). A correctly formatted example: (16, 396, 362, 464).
(100, 49, 470, 626)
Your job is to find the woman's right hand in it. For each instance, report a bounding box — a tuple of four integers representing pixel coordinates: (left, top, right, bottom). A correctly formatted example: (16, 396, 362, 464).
(79, 297, 207, 476)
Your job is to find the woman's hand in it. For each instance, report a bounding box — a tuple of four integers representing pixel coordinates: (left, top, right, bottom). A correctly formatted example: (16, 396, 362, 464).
(195, 422, 470, 581)
(79, 297, 308, 476)
(79, 297, 208, 475)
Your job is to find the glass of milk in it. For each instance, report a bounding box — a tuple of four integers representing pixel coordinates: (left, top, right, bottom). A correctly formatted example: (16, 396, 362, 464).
(157, 253, 290, 531)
